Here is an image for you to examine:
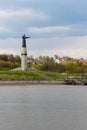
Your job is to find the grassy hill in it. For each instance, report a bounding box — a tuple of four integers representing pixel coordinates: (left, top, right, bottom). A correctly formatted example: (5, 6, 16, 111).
(0, 70, 66, 80)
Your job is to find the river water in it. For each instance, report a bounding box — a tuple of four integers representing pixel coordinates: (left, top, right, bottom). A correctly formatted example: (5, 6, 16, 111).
(0, 85, 87, 130)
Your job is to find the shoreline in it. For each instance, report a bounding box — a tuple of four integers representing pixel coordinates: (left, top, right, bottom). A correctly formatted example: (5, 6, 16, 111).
(0, 80, 65, 86)
(0, 79, 85, 86)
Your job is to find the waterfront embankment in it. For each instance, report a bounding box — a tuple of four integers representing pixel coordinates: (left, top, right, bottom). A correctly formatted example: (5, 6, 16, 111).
(0, 80, 65, 86)
(0, 71, 86, 85)
(0, 79, 86, 86)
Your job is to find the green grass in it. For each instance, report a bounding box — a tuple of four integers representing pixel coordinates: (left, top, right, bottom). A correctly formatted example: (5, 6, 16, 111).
(0, 67, 10, 71)
(44, 72, 66, 79)
(0, 69, 85, 80)
(0, 71, 43, 80)
(0, 70, 65, 80)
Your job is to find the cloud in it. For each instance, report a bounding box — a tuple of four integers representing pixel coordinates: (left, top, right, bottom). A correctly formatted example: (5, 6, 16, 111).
(0, 38, 21, 49)
(28, 35, 87, 58)
(0, 8, 48, 21)
(30, 35, 87, 49)
(0, 0, 87, 59)
(27, 24, 87, 38)
(28, 48, 87, 59)
(0, 35, 87, 58)
(0, 49, 20, 55)
(0, 8, 49, 38)
(0, 26, 10, 33)
(28, 26, 71, 33)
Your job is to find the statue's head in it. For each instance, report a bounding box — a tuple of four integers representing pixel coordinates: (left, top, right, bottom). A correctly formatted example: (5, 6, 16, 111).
(22, 34, 25, 39)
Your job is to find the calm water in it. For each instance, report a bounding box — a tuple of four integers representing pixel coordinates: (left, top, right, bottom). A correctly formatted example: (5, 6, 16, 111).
(0, 85, 87, 130)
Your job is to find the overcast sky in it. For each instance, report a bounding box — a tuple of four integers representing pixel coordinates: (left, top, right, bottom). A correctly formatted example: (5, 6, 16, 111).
(0, 0, 87, 58)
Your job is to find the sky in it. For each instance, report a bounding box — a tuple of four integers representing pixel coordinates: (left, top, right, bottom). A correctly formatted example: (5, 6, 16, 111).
(0, 0, 87, 58)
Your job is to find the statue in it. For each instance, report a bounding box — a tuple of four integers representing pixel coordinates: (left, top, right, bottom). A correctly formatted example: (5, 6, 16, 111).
(21, 34, 30, 70)
(22, 34, 30, 47)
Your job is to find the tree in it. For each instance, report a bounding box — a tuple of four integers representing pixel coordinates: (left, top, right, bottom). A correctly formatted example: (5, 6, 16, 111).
(54, 54, 60, 59)
(8, 54, 15, 62)
(15, 55, 21, 63)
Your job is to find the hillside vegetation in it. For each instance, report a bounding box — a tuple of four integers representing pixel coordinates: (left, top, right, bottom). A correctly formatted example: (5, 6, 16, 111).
(0, 54, 86, 80)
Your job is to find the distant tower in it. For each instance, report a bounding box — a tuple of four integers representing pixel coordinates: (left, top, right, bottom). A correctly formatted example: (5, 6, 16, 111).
(21, 34, 30, 70)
